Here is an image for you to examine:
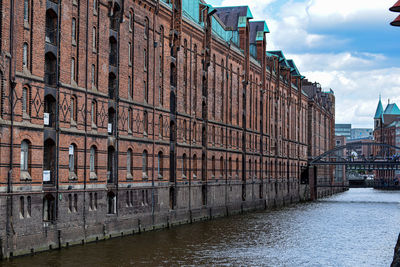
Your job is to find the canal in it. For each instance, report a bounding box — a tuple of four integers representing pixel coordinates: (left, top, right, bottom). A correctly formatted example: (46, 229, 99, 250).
(2, 188, 400, 266)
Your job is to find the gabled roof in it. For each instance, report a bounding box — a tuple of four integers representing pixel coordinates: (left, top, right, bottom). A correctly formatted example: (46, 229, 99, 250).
(267, 50, 290, 68)
(249, 21, 269, 44)
(287, 59, 304, 78)
(384, 103, 400, 115)
(214, 6, 253, 31)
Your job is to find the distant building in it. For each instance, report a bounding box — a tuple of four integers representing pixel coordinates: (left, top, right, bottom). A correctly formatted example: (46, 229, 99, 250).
(373, 97, 400, 187)
(335, 124, 352, 140)
(334, 136, 347, 184)
(351, 128, 373, 140)
(346, 138, 374, 158)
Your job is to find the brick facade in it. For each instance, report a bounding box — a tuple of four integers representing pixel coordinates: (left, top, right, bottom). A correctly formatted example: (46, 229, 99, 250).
(0, 0, 337, 258)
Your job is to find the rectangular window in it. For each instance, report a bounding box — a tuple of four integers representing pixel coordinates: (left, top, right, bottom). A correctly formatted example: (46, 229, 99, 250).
(128, 42, 132, 65)
(91, 65, 95, 86)
(144, 49, 147, 71)
(24, 0, 29, 22)
(22, 87, 27, 113)
(92, 27, 96, 51)
(23, 43, 28, 67)
(72, 18, 77, 43)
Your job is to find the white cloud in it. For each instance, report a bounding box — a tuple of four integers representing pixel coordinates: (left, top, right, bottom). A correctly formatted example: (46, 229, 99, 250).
(208, 0, 400, 128)
(301, 66, 400, 128)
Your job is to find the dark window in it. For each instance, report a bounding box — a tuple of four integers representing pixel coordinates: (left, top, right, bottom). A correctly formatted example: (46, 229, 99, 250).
(43, 194, 55, 221)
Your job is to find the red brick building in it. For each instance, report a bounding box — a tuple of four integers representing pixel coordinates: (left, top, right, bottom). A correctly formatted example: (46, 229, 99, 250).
(373, 97, 400, 187)
(0, 0, 336, 257)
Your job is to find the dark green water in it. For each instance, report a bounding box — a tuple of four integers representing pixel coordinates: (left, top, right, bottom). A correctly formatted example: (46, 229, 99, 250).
(2, 188, 399, 266)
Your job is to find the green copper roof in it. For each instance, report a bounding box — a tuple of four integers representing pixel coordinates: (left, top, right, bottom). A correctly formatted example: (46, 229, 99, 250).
(384, 103, 400, 115)
(238, 16, 247, 28)
(287, 59, 301, 77)
(245, 6, 254, 19)
(374, 98, 384, 119)
(252, 20, 270, 33)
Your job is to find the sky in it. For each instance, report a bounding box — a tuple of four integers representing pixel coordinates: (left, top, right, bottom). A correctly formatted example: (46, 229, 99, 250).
(207, 0, 400, 128)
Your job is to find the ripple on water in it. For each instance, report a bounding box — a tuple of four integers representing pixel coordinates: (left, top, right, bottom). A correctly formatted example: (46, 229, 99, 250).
(3, 188, 400, 267)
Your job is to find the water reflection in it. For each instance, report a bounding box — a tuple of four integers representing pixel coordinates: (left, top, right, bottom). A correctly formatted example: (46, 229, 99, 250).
(3, 188, 400, 267)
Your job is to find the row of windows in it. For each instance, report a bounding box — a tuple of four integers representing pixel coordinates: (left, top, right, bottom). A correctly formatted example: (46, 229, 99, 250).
(21, 138, 302, 181)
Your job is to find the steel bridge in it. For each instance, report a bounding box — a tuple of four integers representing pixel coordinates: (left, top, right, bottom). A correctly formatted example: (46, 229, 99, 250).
(301, 142, 400, 191)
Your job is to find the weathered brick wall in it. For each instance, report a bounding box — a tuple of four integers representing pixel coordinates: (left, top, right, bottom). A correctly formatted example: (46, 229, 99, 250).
(0, 0, 337, 258)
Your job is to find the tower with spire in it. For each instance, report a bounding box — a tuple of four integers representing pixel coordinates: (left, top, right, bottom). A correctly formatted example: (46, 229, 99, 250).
(374, 95, 384, 130)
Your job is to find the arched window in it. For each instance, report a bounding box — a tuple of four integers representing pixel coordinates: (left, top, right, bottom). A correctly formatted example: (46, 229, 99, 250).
(20, 196, 25, 218)
(27, 196, 31, 217)
(23, 43, 28, 67)
(69, 143, 78, 175)
(144, 17, 149, 39)
(45, 10, 58, 45)
(193, 154, 197, 178)
(182, 153, 187, 178)
(128, 11, 133, 31)
(142, 150, 148, 178)
(128, 42, 132, 65)
(90, 146, 97, 175)
(22, 86, 29, 115)
(24, 0, 29, 22)
(93, 0, 97, 13)
(159, 115, 163, 138)
(45, 52, 57, 87)
(72, 18, 77, 43)
(70, 95, 77, 123)
(236, 158, 239, 176)
(193, 122, 196, 143)
(91, 100, 97, 126)
(109, 37, 118, 67)
(92, 27, 97, 51)
(91, 64, 96, 87)
(157, 151, 163, 178)
(143, 48, 147, 72)
(128, 107, 132, 132)
(107, 191, 116, 214)
(20, 140, 30, 174)
(127, 149, 133, 178)
(43, 194, 55, 221)
(71, 57, 76, 82)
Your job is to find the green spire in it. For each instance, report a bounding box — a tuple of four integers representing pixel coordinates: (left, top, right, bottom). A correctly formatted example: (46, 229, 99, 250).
(374, 96, 383, 119)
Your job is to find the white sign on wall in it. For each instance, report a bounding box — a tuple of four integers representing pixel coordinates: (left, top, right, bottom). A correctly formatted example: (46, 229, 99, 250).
(44, 113, 50, 126)
(69, 145, 74, 155)
(108, 123, 112, 134)
(43, 170, 51, 182)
